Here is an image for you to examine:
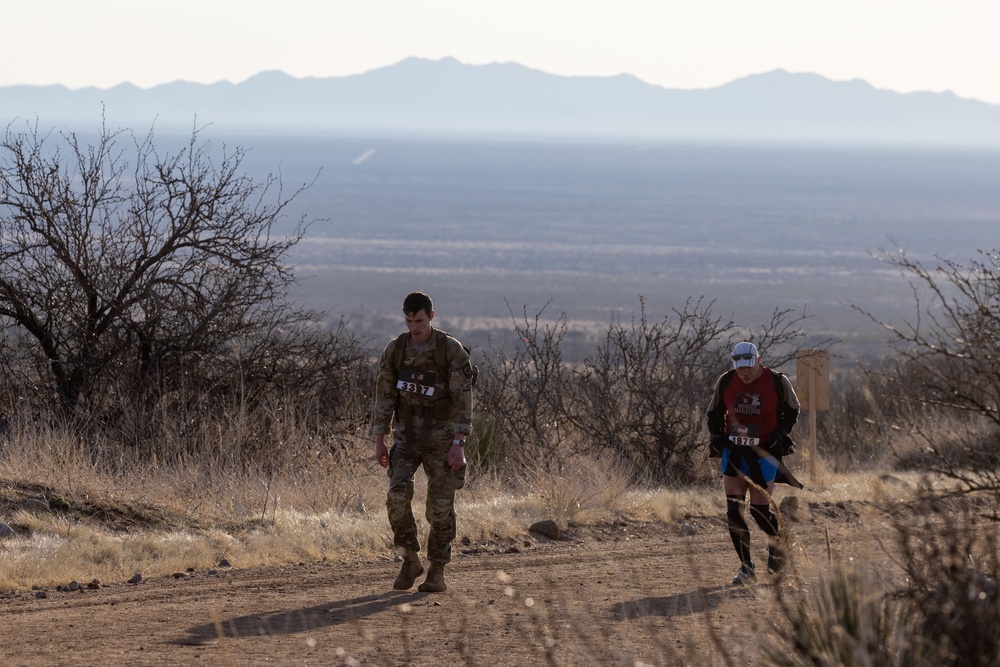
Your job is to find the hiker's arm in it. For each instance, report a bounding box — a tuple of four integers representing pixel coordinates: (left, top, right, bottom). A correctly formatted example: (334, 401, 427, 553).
(777, 374, 800, 433)
(447, 338, 474, 437)
(372, 339, 399, 463)
(705, 373, 729, 436)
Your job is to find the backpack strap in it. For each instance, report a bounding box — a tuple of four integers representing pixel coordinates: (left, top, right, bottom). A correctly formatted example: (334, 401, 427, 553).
(771, 369, 785, 404)
(392, 331, 410, 375)
(434, 330, 451, 392)
(389, 332, 419, 445)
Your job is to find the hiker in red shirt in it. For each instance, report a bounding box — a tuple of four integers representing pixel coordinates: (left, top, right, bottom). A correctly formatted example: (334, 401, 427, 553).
(705, 342, 801, 585)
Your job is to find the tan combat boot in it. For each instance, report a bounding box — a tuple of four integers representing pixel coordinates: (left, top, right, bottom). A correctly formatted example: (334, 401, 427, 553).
(417, 562, 447, 593)
(393, 553, 424, 590)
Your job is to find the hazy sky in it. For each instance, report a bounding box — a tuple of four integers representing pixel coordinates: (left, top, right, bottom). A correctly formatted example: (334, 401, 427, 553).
(7, 1, 999, 103)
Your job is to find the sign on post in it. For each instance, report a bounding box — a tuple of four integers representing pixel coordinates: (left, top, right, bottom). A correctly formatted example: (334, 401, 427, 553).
(795, 349, 830, 480)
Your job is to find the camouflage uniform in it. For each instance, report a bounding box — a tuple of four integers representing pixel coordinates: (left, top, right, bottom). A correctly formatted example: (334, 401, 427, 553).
(372, 328, 474, 564)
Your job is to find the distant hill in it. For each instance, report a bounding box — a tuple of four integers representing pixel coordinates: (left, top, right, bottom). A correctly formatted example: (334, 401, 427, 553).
(2, 57, 999, 146)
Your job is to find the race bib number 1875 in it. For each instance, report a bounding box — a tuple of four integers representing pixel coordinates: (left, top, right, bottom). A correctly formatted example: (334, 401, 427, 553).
(729, 424, 760, 447)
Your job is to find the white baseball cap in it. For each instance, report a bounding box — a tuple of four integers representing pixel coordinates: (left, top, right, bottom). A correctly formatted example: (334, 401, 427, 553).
(731, 342, 759, 369)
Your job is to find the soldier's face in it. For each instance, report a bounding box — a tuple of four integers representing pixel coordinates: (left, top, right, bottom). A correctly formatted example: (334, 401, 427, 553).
(405, 309, 434, 343)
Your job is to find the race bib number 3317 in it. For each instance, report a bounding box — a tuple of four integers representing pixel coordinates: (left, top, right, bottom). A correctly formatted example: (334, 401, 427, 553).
(396, 369, 436, 396)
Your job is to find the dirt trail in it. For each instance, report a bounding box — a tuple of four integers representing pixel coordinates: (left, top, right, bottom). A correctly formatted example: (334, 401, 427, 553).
(0, 499, 889, 666)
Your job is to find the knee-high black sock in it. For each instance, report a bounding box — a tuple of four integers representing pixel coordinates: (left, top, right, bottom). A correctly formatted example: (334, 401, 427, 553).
(750, 503, 780, 537)
(726, 495, 752, 565)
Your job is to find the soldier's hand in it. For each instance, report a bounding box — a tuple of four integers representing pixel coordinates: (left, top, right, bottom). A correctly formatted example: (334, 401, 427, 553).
(375, 441, 389, 468)
(448, 439, 466, 471)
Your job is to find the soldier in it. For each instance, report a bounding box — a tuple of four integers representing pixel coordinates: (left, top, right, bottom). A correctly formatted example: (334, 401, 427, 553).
(373, 291, 474, 593)
(705, 341, 801, 585)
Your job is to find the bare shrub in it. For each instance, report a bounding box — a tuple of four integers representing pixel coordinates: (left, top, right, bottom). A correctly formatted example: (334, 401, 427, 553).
(854, 245, 1000, 498)
(766, 500, 1000, 667)
(0, 121, 371, 467)
(766, 564, 916, 667)
(475, 301, 576, 468)
(894, 500, 1000, 666)
(815, 363, 911, 471)
(476, 298, 818, 484)
(566, 297, 731, 482)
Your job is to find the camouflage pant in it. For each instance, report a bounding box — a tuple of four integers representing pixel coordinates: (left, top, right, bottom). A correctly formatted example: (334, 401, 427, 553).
(386, 427, 467, 564)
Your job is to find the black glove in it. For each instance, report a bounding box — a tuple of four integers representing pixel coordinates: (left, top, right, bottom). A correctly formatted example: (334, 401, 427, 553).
(779, 433, 798, 457)
(766, 430, 797, 457)
(709, 434, 729, 458)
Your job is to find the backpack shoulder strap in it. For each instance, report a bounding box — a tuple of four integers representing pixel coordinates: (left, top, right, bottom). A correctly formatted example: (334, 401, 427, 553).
(770, 369, 786, 404)
(391, 332, 410, 373)
(434, 329, 451, 372)
(718, 369, 736, 395)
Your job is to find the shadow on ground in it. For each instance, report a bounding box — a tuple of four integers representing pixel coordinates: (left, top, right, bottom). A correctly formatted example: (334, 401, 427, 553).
(612, 584, 771, 618)
(178, 591, 415, 645)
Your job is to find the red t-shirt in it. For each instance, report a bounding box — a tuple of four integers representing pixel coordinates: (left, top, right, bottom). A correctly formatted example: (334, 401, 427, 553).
(723, 367, 780, 446)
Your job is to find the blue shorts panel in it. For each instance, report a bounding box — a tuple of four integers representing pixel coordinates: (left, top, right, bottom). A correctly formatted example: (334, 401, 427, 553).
(721, 447, 779, 484)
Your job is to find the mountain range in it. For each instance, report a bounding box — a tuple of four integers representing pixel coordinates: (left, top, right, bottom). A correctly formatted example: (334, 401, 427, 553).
(2, 57, 998, 146)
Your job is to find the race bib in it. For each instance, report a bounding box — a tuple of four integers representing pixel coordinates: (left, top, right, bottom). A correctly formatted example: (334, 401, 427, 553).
(729, 424, 760, 447)
(396, 369, 437, 397)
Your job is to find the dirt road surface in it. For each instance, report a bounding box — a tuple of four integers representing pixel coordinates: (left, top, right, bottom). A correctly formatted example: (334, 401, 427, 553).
(0, 499, 891, 666)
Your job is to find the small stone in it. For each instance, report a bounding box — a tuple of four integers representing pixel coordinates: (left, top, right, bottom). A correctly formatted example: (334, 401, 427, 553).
(87, 579, 101, 589)
(0, 522, 14, 538)
(172, 572, 186, 579)
(68, 581, 79, 591)
(679, 523, 697, 537)
(35, 591, 47, 599)
(528, 520, 560, 540)
(24, 499, 50, 513)
(779, 496, 800, 522)
(879, 474, 910, 487)
(218, 558, 232, 568)
(128, 573, 143, 584)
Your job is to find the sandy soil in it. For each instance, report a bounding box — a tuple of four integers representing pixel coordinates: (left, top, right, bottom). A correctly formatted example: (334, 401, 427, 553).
(0, 498, 895, 666)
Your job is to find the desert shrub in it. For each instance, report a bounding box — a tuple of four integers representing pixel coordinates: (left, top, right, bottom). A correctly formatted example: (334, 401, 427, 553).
(465, 414, 510, 473)
(894, 501, 1000, 666)
(766, 565, 916, 667)
(766, 502, 1000, 667)
(565, 297, 730, 482)
(476, 298, 819, 484)
(0, 122, 374, 468)
(475, 302, 578, 470)
(815, 361, 922, 471)
(854, 245, 1000, 498)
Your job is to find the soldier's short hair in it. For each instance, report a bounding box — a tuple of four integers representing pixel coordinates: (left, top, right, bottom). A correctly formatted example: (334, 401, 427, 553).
(403, 291, 433, 316)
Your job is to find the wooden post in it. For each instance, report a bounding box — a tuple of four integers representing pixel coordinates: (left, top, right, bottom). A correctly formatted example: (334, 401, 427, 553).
(809, 363, 817, 479)
(795, 349, 830, 483)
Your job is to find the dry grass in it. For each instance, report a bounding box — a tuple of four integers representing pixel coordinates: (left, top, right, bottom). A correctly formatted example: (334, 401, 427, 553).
(0, 419, 928, 595)
(6, 423, 997, 666)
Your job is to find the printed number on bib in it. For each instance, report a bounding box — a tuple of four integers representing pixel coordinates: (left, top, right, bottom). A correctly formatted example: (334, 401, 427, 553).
(396, 369, 437, 397)
(729, 424, 760, 447)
